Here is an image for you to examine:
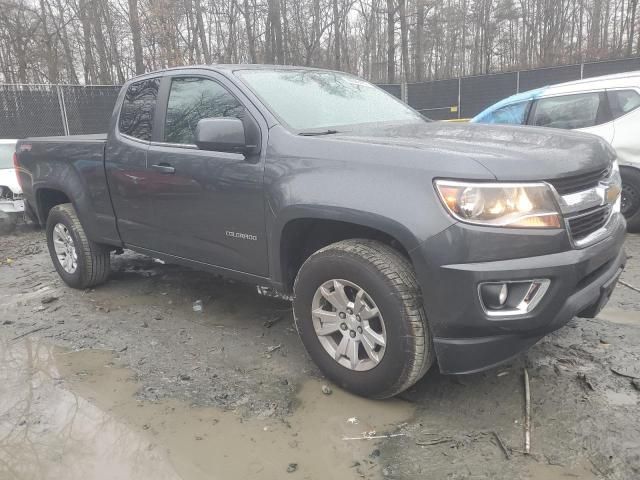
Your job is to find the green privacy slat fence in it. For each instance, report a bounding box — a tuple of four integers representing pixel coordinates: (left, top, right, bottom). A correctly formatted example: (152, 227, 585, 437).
(0, 84, 120, 139)
(1, 57, 639, 138)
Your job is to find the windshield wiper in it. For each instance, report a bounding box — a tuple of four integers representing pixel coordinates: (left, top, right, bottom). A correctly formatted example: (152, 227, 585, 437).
(298, 129, 340, 136)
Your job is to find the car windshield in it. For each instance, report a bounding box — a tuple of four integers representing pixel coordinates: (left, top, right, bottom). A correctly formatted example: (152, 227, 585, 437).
(0, 143, 15, 169)
(236, 69, 425, 131)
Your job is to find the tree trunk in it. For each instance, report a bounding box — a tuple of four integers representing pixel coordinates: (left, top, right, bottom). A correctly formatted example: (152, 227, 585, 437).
(193, 0, 211, 63)
(38, 0, 59, 83)
(268, 0, 285, 64)
(78, 0, 96, 84)
(243, 0, 257, 62)
(628, 0, 638, 55)
(386, 0, 395, 83)
(398, 0, 409, 81)
(90, 0, 112, 83)
(129, 0, 144, 75)
(414, 0, 424, 81)
(333, 0, 341, 69)
(53, 0, 79, 82)
(589, 0, 603, 53)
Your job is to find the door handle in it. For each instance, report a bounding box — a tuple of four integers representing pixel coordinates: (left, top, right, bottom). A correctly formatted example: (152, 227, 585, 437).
(151, 163, 175, 174)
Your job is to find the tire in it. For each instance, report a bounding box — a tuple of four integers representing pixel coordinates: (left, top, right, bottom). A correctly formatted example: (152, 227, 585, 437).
(293, 239, 434, 399)
(46, 203, 111, 289)
(0, 212, 18, 235)
(621, 167, 640, 232)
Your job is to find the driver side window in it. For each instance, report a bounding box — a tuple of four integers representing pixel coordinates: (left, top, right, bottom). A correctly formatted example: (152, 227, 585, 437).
(164, 77, 245, 145)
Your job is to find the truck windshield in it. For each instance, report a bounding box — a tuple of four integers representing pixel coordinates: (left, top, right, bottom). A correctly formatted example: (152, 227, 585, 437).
(0, 144, 15, 169)
(236, 69, 425, 131)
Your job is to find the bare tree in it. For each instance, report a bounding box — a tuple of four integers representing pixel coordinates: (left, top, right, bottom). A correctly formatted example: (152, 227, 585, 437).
(0, 0, 638, 85)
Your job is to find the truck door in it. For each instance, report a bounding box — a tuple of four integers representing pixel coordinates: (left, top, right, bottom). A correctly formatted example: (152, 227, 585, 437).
(145, 74, 268, 276)
(105, 77, 161, 248)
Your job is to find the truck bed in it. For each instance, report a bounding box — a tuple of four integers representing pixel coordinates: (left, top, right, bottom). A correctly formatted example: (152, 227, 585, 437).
(16, 132, 120, 246)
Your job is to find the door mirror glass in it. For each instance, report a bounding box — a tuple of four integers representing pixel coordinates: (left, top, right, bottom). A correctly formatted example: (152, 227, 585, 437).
(195, 117, 248, 153)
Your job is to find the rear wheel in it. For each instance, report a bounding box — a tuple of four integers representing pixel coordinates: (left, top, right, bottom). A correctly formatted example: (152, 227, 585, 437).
(46, 203, 111, 289)
(293, 239, 434, 399)
(621, 167, 640, 232)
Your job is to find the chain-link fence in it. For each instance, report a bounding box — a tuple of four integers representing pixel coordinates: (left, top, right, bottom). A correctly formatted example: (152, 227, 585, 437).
(0, 84, 120, 139)
(1, 56, 639, 139)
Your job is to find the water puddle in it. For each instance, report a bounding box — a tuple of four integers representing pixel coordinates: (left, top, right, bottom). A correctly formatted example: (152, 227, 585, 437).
(527, 461, 599, 480)
(0, 333, 413, 480)
(598, 307, 640, 326)
(604, 390, 638, 406)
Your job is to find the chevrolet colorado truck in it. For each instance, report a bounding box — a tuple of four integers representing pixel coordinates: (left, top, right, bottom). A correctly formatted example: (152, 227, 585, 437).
(15, 66, 626, 398)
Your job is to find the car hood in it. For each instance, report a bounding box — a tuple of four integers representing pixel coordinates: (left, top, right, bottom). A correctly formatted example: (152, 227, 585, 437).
(330, 121, 615, 181)
(0, 168, 22, 194)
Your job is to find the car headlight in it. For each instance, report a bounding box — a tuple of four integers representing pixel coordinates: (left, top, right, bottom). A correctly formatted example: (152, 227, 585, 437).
(435, 180, 561, 228)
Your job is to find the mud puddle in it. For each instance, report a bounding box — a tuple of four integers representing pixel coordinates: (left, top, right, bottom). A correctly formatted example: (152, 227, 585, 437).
(0, 332, 413, 480)
(597, 307, 640, 326)
(527, 461, 599, 480)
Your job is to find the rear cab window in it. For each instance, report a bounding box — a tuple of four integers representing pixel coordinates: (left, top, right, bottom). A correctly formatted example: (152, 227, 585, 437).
(530, 92, 610, 129)
(118, 78, 161, 141)
(607, 89, 640, 119)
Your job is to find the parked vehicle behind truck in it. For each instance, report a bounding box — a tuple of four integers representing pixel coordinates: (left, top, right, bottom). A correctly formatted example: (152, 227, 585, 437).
(471, 71, 640, 230)
(0, 139, 24, 234)
(16, 66, 626, 398)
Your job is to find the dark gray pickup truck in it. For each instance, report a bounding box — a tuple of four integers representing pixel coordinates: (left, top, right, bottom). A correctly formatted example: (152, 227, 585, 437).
(16, 65, 626, 398)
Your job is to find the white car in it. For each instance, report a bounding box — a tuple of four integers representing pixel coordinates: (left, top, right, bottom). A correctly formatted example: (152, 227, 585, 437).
(0, 139, 24, 233)
(472, 71, 640, 230)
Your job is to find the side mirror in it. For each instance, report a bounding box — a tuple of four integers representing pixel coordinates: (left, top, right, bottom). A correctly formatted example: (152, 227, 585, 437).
(195, 117, 248, 153)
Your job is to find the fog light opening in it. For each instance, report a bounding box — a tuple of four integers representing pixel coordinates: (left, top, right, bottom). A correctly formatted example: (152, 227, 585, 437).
(479, 279, 550, 317)
(480, 283, 509, 310)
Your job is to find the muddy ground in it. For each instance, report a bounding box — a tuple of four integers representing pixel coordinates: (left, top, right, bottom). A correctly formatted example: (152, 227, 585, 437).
(0, 224, 639, 480)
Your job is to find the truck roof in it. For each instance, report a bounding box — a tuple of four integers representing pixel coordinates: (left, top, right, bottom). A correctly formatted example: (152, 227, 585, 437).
(126, 64, 346, 83)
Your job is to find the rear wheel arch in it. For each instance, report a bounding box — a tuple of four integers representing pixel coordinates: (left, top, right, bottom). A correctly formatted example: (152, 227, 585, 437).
(35, 187, 72, 225)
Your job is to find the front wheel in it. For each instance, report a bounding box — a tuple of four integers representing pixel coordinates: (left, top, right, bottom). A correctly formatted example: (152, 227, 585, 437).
(621, 167, 640, 232)
(46, 203, 111, 289)
(293, 239, 434, 399)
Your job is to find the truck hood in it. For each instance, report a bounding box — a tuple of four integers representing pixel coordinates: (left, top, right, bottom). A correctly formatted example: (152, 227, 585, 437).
(0, 168, 21, 194)
(330, 121, 615, 181)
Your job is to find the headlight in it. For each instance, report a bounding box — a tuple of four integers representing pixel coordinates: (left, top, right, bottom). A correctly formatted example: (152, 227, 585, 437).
(435, 180, 561, 228)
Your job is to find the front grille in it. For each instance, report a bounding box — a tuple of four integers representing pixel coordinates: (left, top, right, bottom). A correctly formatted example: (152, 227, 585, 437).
(568, 205, 611, 241)
(548, 167, 609, 195)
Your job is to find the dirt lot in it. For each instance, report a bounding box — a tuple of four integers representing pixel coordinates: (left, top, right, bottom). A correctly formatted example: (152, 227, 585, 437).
(1, 224, 639, 480)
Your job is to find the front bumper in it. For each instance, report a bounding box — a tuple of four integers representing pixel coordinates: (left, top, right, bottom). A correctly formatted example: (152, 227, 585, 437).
(414, 213, 627, 375)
